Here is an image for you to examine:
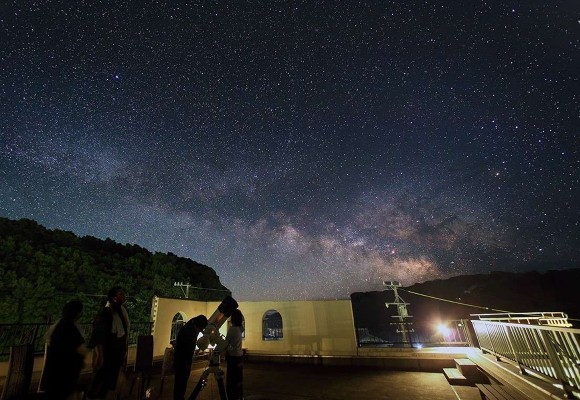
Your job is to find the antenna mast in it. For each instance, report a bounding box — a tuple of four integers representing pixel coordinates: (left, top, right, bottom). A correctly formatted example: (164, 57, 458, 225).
(383, 281, 414, 346)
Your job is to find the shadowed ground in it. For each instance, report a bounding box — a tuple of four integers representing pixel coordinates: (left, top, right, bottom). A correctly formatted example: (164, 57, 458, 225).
(148, 361, 481, 400)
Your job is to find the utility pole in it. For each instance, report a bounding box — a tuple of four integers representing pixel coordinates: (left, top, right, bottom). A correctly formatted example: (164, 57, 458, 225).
(174, 281, 192, 298)
(383, 280, 414, 346)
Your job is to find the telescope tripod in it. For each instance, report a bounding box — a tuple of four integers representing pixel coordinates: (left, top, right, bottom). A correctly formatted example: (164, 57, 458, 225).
(188, 350, 228, 400)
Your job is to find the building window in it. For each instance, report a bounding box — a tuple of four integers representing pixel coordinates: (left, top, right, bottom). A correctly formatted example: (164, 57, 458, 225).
(170, 312, 186, 342)
(262, 310, 283, 340)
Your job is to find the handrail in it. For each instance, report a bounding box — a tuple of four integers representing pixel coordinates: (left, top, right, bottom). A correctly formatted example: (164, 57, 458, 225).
(473, 312, 570, 318)
(0, 322, 153, 359)
(472, 319, 580, 398)
(471, 312, 572, 327)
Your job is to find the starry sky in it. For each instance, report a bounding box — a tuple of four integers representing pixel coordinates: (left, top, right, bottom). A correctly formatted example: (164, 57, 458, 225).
(1, 1, 578, 301)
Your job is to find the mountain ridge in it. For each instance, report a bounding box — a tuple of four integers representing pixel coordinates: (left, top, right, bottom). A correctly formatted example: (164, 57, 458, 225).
(0, 217, 229, 323)
(351, 268, 580, 336)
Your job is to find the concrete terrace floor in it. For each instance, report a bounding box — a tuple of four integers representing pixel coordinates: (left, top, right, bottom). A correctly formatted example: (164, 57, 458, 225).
(132, 361, 482, 400)
(2, 347, 568, 399)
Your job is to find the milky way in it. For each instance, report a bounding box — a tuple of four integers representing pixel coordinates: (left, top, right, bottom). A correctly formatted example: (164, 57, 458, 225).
(1, 1, 578, 300)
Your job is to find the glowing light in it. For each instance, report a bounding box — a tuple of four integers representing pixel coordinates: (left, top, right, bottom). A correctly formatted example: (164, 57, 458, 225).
(437, 323, 451, 336)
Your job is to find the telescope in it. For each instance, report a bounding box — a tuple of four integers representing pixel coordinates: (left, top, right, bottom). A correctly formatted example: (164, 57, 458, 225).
(189, 295, 239, 400)
(196, 295, 238, 352)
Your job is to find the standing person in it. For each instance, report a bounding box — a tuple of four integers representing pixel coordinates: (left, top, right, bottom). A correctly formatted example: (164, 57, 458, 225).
(88, 286, 130, 400)
(173, 315, 208, 400)
(41, 300, 87, 400)
(225, 309, 244, 400)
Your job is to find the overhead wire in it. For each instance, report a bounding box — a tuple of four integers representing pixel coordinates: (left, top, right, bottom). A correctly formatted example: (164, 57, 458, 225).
(399, 288, 513, 313)
(400, 288, 579, 327)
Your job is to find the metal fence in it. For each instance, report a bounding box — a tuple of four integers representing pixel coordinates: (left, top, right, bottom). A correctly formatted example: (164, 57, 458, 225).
(0, 321, 153, 360)
(472, 319, 580, 399)
(357, 319, 474, 348)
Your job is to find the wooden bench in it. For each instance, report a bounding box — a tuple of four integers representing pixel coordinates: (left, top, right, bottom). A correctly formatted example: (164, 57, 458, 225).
(476, 383, 526, 400)
(1, 344, 34, 400)
(128, 335, 154, 399)
(159, 345, 175, 395)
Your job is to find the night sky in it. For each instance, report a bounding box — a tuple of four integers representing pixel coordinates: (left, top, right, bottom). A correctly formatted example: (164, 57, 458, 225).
(1, 1, 578, 300)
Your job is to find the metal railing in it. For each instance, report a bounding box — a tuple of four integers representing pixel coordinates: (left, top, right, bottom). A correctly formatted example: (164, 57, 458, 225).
(472, 319, 580, 398)
(473, 312, 572, 327)
(0, 322, 153, 360)
(356, 319, 475, 348)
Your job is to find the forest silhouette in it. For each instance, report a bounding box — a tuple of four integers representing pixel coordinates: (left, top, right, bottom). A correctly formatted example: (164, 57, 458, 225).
(0, 217, 229, 323)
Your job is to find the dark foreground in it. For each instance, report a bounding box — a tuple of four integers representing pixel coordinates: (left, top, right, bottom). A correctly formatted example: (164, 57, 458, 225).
(2, 359, 482, 400)
(150, 361, 481, 400)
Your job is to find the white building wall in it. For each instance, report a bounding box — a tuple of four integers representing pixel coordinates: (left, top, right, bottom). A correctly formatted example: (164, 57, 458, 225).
(151, 297, 358, 358)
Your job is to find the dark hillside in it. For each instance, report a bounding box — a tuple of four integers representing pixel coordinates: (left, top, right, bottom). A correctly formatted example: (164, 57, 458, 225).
(0, 217, 229, 323)
(406, 269, 580, 321)
(352, 269, 580, 342)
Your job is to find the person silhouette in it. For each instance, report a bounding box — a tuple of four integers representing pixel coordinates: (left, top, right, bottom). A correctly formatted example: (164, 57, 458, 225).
(173, 315, 208, 400)
(225, 309, 245, 400)
(88, 286, 130, 400)
(41, 300, 87, 400)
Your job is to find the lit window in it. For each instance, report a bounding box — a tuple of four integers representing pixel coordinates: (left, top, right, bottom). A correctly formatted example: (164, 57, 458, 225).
(262, 310, 283, 341)
(170, 312, 186, 342)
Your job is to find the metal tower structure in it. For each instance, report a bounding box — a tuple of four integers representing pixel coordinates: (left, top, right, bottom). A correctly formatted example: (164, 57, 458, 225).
(383, 280, 414, 346)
